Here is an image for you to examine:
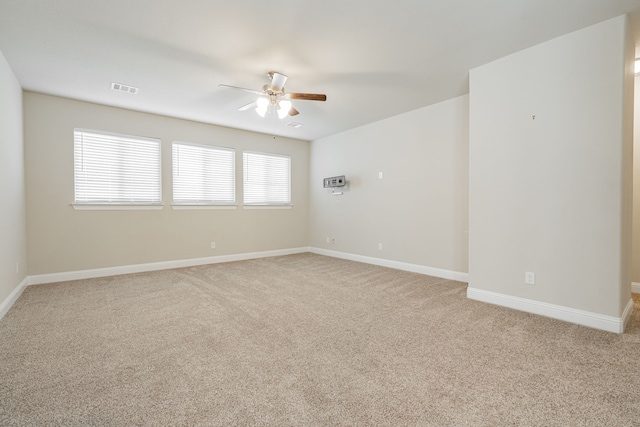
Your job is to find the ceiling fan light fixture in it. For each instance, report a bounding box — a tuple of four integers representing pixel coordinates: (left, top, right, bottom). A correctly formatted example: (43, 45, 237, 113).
(278, 100, 292, 119)
(256, 97, 269, 117)
(220, 72, 326, 120)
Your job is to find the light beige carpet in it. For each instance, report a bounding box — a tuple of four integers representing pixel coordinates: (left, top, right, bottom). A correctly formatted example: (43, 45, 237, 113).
(1, 253, 639, 426)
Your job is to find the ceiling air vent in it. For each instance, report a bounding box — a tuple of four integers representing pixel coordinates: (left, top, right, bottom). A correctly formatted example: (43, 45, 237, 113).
(111, 82, 138, 94)
(285, 122, 303, 128)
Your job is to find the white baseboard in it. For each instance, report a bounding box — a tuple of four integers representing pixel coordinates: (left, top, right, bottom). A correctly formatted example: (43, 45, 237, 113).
(622, 297, 634, 332)
(27, 247, 311, 286)
(0, 248, 310, 319)
(8, 247, 464, 317)
(9, 249, 629, 332)
(310, 247, 469, 283)
(0, 277, 29, 320)
(467, 287, 631, 334)
(632, 282, 640, 294)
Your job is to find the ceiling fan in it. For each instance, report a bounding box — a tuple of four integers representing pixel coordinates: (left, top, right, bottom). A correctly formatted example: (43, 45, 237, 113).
(219, 71, 327, 119)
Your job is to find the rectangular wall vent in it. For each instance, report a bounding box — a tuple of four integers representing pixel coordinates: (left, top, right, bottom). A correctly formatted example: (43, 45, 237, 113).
(111, 82, 139, 94)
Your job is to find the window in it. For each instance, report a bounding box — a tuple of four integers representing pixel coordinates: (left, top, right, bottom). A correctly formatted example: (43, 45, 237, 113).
(73, 129, 161, 206)
(172, 142, 235, 206)
(243, 151, 291, 206)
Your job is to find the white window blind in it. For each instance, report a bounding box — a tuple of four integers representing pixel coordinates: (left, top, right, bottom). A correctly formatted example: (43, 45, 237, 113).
(243, 151, 291, 205)
(172, 142, 235, 205)
(74, 129, 161, 205)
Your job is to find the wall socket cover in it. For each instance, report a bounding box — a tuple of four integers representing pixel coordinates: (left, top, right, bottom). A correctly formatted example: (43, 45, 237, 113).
(525, 272, 535, 285)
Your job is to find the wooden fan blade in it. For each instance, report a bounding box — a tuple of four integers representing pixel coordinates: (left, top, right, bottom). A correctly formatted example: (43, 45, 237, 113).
(289, 106, 300, 116)
(285, 92, 327, 101)
(218, 84, 265, 96)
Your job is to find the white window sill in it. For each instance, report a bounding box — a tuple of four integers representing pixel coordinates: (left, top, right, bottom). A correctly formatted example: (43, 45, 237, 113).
(72, 204, 164, 211)
(172, 204, 238, 210)
(243, 205, 292, 210)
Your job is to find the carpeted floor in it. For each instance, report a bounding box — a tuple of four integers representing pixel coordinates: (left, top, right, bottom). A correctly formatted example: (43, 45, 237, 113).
(0, 253, 639, 426)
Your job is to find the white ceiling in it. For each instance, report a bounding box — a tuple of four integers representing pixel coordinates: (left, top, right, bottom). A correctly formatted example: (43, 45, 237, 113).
(2, 0, 640, 141)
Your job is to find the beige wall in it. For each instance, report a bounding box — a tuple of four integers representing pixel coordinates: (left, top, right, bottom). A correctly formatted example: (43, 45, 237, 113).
(309, 95, 469, 274)
(24, 93, 309, 275)
(468, 16, 632, 317)
(633, 74, 640, 285)
(0, 52, 28, 303)
(621, 20, 635, 310)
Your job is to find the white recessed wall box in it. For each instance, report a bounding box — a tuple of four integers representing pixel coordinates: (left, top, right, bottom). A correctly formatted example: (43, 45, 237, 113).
(323, 175, 346, 188)
(323, 175, 347, 196)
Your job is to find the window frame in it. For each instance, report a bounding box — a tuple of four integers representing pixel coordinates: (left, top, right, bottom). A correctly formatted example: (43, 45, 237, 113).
(171, 141, 237, 209)
(242, 150, 292, 208)
(72, 128, 162, 210)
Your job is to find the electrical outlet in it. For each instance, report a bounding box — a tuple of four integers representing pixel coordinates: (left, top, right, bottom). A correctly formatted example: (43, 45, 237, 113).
(378, 172, 383, 179)
(378, 243, 383, 251)
(326, 237, 330, 244)
(210, 242, 216, 249)
(525, 272, 535, 285)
